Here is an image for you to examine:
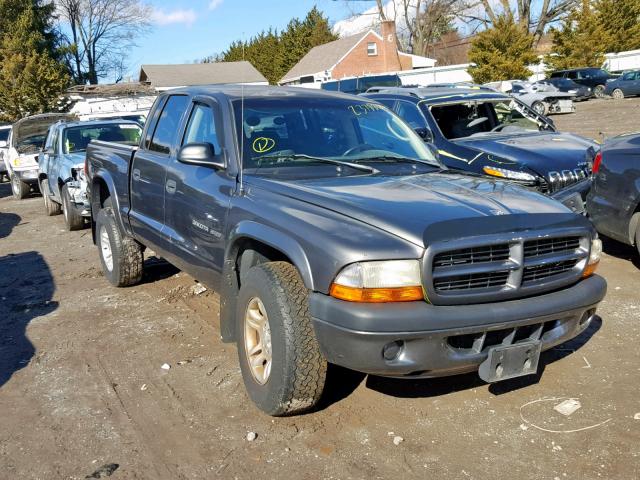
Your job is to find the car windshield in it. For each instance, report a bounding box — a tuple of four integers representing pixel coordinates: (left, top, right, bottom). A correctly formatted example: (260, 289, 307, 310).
(232, 97, 439, 176)
(63, 123, 142, 154)
(17, 134, 47, 154)
(428, 99, 541, 139)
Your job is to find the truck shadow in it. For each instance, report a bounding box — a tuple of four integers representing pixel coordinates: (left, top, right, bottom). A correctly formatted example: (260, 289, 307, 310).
(601, 236, 640, 269)
(0, 252, 58, 388)
(0, 181, 12, 199)
(140, 256, 180, 284)
(0, 212, 21, 239)
(326, 317, 602, 403)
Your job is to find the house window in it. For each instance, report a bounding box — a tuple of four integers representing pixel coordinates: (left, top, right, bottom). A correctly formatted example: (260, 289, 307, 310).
(367, 42, 377, 56)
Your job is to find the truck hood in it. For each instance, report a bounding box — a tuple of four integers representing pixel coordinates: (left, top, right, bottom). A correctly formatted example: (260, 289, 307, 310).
(454, 132, 597, 177)
(249, 172, 570, 247)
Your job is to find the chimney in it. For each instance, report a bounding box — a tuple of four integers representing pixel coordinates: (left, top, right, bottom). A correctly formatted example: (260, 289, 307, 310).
(380, 20, 401, 72)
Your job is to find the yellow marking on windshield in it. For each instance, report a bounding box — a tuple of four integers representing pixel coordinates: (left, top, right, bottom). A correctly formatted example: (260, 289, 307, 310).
(252, 137, 276, 153)
(348, 103, 385, 116)
(438, 150, 469, 163)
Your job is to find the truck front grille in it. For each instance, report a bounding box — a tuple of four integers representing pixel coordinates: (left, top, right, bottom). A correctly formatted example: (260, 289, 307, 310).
(426, 234, 589, 305)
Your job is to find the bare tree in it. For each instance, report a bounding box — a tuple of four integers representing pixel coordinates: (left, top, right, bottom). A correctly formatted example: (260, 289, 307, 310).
(57, 0, 151, 84)
(470, 0, 579, 45)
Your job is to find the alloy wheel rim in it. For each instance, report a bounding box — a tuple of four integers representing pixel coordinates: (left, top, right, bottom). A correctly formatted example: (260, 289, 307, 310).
(100, 226, 114, 271)
(244, 297, 272, 385)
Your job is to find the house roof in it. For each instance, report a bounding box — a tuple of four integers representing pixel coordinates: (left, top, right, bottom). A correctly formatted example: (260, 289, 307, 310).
(281, 33, 368, 83)
(139, 61, 267, 88)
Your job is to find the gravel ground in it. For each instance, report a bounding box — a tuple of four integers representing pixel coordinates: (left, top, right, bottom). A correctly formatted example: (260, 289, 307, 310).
(0, 99, 639, 480)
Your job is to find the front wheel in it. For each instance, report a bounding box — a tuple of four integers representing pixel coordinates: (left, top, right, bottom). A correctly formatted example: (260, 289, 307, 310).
(594, 85, 606, 98)
(11, 173, 30, 199)
(236, 262, 327, 416)
(635, 222, 640, 258)
(95, 200, 143, 287)
(612, 88, 624, 100)
(61, 184, 85, 230)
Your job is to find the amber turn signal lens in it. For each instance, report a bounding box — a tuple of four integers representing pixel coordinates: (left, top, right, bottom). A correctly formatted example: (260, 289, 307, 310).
(329, 284, 424, 303)
(582, 260, 599, 278)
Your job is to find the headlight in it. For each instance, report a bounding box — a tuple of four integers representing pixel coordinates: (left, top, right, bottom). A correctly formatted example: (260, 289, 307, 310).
(583, 237, 602, 278)
(329, 260, 424, 303)
(483, 166, 537, 182)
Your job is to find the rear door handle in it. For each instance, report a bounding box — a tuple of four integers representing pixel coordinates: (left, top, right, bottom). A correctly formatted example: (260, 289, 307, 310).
(166, 179, 177, 194)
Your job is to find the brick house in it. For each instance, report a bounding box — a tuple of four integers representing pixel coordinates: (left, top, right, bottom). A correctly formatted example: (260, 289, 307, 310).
(279, 21, 435, 86)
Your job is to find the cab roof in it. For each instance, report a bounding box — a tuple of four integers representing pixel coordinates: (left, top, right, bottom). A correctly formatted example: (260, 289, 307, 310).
(362, 86, 509, 105)
(164, 84, 363, 102)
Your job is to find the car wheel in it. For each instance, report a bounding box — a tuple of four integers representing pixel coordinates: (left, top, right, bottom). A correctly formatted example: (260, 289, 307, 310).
(95, 198, 143, 287)
(11, 173, 30, 199)
(236, 261, 327, 416)
(61, 184, 85, 230)
(612, 88, 624, 100)
(636, 221, 640, 257)
(531, 101, 547, 116)
(594, 85, 606, 98)
(41, 179, 61, 216)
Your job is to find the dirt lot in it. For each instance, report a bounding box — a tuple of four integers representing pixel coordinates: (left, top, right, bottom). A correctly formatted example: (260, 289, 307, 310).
(1, 99, 639, 480)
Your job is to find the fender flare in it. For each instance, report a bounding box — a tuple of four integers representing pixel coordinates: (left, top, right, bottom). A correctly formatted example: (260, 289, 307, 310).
(91, 170, 129, 236)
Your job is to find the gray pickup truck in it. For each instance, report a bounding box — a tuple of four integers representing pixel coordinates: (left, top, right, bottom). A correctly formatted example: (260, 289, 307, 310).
(86, 86, 606, 416)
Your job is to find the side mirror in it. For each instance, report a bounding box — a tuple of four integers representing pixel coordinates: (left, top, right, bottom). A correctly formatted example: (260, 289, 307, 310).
(415, 127, 434, 143)
(177, 143, 224, 169)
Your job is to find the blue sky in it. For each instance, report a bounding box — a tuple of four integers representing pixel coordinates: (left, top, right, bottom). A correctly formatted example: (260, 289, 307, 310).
(128, 0, 362, 79)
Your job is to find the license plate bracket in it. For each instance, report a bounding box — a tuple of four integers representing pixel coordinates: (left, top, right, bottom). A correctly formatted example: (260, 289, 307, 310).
(478, 340, 542, 383)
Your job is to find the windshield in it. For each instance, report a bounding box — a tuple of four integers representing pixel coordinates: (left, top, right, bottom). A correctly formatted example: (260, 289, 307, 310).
(63, 123, 142, 153)
(17, 135, 46, 154)
(232, 97, 439, 175)
(428, 99, 541, 139)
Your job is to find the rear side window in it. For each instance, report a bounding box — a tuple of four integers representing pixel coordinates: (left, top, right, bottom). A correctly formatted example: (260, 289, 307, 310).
(0, 128, 9, 142)
(183, 103, 221, 155)
(149, 95, 189, 154)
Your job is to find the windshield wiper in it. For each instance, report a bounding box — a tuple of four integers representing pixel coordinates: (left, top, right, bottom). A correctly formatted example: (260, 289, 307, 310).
(351, 155, 444, 169)
(255, 153, 378, 174)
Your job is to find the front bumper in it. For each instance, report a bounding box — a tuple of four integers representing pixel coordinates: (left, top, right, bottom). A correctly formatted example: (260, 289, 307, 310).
(310, 275, 606, 378)
(66, 179, 91, 217)
(14, 168, 39, 184)
(550, 178, 591, 214)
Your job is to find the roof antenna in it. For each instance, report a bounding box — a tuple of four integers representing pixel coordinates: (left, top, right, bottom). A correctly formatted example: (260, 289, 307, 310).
(238, 32, 246, 195)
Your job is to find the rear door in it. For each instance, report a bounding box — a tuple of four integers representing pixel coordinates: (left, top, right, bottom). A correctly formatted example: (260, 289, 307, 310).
(129, 94, 190, 256)
(163, 98, 234, 289)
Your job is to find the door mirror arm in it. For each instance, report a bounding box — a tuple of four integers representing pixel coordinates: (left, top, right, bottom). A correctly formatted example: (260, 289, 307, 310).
(415, 127, 434, 144)
(178, 143, 224, 169)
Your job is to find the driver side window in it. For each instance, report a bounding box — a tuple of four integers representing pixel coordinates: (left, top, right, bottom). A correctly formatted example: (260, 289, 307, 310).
(183, 103, 221, 155)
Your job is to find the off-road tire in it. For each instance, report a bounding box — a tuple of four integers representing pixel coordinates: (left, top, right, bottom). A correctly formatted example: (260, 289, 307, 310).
(612, 88, 624, 100)
(61, 184, 85, 231)
(594, 85, 606, 98)
(236, 261, 327, 416)
(41, 179, 62, 216)
(95, 199, 143, 287)
(11, 173, 30, 199)
(531, 101, 547, 116)
(635, 221, 640, 257)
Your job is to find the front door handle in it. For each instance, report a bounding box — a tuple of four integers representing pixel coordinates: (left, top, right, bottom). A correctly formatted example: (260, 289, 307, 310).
(132, 169, 141, 181)
(166, 179, 177, 194)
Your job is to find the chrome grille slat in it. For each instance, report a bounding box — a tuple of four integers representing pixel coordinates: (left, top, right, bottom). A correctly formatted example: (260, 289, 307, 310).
(433, 244, 510, 268)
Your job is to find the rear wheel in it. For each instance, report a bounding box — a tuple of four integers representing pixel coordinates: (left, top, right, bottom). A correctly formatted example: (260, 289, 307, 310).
(41, 179, 61, 216)
(61, 184, 85, 230)
(612, 88, 624, 100)
(11, 173, 30, 199)
(531, 101, 547, 116)
(594, 84, 606, 98)
(236, 261, 327, 416)
(95, 199, 143, 286)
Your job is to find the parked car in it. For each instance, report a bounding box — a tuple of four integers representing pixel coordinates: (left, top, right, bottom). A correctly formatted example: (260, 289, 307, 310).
(86, 85, 606, 416)
(363, 87, 598, 213)
(0, 125, 11, 182)
(587, 132, 640, 256)
(38, 119, 142, 230)
(549, 68, 616, 98)
(604, 70, 640, 99)
(484, 80, 576, 115)
(3, 113, 76, 199)
(537, 77, 593, 101)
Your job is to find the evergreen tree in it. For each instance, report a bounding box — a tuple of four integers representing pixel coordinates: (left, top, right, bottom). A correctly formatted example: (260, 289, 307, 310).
(0, 7, 69, 120)
(546, 0, 609, 71)
(597, 0, 640, 52)
(206, 7, 337, 84)
(468, 15, 538, 84)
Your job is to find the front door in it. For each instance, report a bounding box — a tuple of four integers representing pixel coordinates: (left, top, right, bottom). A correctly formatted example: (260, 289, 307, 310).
(163, 99, 234, 289)
(129, 94, 190, 256)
